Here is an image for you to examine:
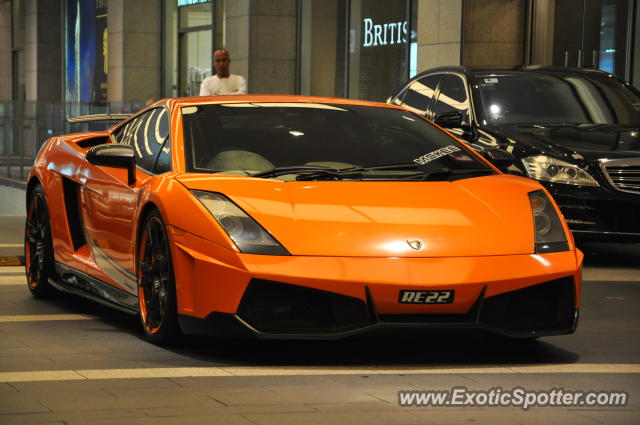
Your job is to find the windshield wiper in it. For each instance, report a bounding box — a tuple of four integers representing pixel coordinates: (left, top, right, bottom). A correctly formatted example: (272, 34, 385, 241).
(250, 165, 341, 178)
(296, 163, 494, 181)
(294, 163, 421, 181)
(397, 167, 495, 181)
(252, 163, 493, 181)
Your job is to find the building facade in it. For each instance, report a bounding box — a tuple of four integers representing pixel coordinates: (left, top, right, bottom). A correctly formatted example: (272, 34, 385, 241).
(1, 0, 639, 104)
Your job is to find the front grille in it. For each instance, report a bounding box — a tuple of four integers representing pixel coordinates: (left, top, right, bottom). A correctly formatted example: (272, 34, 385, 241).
(479, 277, 575, 331)
(600, 158, 640, 194)
(237, 279, 370, 334)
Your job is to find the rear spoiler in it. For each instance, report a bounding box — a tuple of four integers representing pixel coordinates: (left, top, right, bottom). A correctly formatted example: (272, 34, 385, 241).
(66, 113, 131, 124)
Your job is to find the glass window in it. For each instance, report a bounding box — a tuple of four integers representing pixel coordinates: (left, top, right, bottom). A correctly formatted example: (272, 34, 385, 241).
(400, 75, 441, 117)
(432, 74, 469, 124)
(152, 111, 172, 174)
(181, 103, 485, 179)
(154, 139, 172, 174)
(299, 0, 417, 101)
(348, 0, 413, 102)
(113, 108, 171, 173)
(389, 85, 409, 106)
(471, 73, 640, 125)
(178, 2, 213, 96)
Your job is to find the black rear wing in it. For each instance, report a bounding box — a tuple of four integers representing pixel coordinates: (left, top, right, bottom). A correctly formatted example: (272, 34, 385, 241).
(66, 113, 131, 124)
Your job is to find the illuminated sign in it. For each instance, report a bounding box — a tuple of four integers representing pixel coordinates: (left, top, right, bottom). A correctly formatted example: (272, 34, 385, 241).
(178, 0, 210, 6)
(363, 18, 407, 47)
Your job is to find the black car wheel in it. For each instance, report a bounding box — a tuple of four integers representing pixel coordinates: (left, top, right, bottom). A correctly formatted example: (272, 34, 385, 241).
(137, 210, 181, 345)
(24, 185, 56, 298)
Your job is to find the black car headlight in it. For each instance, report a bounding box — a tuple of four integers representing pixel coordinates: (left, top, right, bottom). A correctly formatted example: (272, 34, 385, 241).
(191, 190, 289, 255)
(522, 155, 599, 186)
(528, 190, 569, 254)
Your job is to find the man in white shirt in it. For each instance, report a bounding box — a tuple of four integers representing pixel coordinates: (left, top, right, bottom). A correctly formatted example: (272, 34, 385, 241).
(199, 49, 247, 96)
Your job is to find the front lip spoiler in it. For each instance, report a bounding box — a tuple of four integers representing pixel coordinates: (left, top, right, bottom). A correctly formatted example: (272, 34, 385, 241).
(178, 309, 580, 341)
(235, 313, 578, 339)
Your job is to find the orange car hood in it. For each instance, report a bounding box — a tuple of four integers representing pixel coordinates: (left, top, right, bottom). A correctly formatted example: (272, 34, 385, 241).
(177, 174, 540, 257)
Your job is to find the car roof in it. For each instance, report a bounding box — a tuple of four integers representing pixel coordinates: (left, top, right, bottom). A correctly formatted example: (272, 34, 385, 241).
(111, 95, 407, 134)
(410, 65, 617, 79)
(169, 94, 400, 109)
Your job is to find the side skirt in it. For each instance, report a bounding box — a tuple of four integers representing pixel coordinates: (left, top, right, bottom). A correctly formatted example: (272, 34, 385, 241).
(50, 262, 138, 315)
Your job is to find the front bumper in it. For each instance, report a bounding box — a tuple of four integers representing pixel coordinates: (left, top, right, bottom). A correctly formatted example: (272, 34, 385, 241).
(170, 228, 583, 339)
(541, 182, 640, 242)
(179, 276, 579, 339)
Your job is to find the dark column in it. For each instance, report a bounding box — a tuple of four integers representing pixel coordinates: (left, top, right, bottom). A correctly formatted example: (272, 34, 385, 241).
(0, 1, 12, 100)
(25, 0, 61, 101)
(416, 0, 463, 70)
(462, 0, 527, 66)
(107, 0, 162, 102)
(224, 0, 297, 94)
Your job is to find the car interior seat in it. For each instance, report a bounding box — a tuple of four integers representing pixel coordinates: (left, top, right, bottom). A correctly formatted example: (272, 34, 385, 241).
(206, 150, 274, 173)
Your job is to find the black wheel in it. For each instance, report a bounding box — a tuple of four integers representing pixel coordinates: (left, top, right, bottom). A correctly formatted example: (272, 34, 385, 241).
(137, 210, 181, 345)
(24, 185, 56, 298)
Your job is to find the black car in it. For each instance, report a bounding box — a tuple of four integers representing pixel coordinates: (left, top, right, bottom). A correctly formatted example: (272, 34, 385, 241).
(388, 66, 640, 243)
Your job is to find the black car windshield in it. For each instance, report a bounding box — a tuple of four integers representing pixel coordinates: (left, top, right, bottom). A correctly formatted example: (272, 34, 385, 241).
(181, 103, 487, 180)
(471, 73, 640, 126)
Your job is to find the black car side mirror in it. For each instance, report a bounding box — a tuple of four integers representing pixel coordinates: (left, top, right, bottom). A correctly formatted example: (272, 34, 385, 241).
(482, 148, 515, 171)
(433, 111, 463, 128)
(86, 143, 136, 185)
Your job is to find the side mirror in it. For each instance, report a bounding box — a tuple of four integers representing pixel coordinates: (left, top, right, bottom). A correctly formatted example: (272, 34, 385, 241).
(433, 111, 463, 128)
(482, 148, 515, 170)
(86, 143, 136, 185)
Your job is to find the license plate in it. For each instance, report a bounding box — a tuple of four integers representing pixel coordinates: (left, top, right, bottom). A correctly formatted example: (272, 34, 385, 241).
(399, 290, 455, 304)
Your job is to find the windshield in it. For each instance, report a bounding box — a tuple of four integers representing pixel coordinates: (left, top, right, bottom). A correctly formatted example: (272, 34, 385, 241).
(181, 103, 487, 180)
(471, 73, 640, 126)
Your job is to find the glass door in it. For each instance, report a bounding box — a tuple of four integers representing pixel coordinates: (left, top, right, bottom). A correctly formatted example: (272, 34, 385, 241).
(552, 0, 631, 77)
(177, 2, 213, 96)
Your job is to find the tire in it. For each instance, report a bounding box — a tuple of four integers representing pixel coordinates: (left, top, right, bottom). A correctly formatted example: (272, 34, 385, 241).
(24, 184, 56, 298)
(137, 210, 181, 345)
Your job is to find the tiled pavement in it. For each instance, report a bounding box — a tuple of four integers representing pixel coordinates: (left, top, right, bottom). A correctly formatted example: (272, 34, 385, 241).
(0, 371, 639, 424)
(1, 215, 639, 424)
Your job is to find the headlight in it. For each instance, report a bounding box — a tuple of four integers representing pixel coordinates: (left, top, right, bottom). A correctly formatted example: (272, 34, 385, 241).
(191, 190, 289, 255)
(528, 190, 569, 253)
(522, 155, 599, 186)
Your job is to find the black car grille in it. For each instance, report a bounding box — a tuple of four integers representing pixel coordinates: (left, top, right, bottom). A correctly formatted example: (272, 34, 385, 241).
(236, 277, 576, 336)
(600, 159, 640, 195)
(382, 277, 576, 332)
(479, 277, 575, 331)
(551, 192, 640, 234)
(237, 279, 370, 334)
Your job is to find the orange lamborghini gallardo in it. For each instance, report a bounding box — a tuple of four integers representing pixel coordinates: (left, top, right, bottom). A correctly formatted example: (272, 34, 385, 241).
(25, 96, 583, 344)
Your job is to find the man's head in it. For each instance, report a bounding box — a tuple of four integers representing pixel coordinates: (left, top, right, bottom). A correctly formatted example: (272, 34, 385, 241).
(213, 49, 231, 77)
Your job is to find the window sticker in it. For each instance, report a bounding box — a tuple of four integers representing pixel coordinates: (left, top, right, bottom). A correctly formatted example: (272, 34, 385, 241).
(484, 78, 498, 84)
(413, 145, 461, 165)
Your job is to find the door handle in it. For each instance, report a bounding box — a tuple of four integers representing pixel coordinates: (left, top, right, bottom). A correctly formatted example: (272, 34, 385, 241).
(577, 50, 583, 68)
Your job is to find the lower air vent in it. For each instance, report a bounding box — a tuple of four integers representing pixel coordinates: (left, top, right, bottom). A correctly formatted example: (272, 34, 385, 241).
(479, 277, 575, 331)
(237, 279, 370, 334)
(62, 177, 87, 250)
(76, 136, 110, 149)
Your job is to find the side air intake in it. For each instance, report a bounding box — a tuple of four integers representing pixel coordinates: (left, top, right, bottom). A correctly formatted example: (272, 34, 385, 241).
(62, 177, 87, 250)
